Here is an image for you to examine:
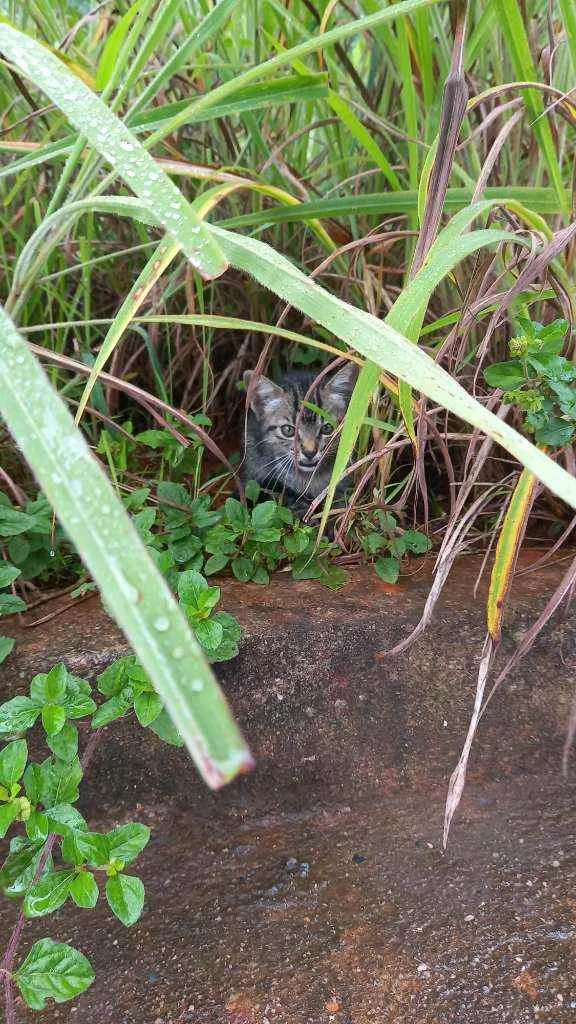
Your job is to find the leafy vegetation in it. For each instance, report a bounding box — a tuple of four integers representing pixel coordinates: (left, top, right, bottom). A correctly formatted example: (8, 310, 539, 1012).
(485, 318, 576, 448)
(0, 0, 575, 1010)
(0, 624, 240, 1011)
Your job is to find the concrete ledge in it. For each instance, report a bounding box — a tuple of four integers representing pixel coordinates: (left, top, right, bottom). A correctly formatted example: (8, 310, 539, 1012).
(1, 554, 576, 1023)
(1, 553, 575, 816)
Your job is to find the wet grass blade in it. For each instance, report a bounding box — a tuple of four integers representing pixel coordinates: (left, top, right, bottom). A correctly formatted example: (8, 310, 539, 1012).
(317, 220, 522, 532)
(0, 302, 253, 788)
(74, 237, 180, 424)
(214, 225, 576, 512)
(7, 197, 155, 318)
(217, 186, 571, 228)
(0, 22, 227, 280)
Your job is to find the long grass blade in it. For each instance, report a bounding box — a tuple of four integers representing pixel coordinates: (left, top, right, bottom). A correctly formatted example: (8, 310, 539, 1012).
(0, 22, 227, 279)
(487, 469, 539, 642)
(0, 302, 253, 788)
(74, 237, 180, 424)
(493, 0, 568, 215)
(213, 225, 576, 512)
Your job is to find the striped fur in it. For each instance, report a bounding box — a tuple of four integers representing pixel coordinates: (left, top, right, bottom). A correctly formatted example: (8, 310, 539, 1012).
(242, 365, 356, 514)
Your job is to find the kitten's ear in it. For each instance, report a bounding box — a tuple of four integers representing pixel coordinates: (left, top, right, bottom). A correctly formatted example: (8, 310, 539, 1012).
(243, 370, 286, 420)
(321, 362, 358, 415)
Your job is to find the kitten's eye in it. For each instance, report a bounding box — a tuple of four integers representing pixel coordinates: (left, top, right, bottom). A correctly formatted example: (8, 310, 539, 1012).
(280, 424, 295, 437)
(320, 422, 334, 435)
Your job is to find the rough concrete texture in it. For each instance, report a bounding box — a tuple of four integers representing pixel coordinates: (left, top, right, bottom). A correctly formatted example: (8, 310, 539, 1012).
(0, 554, 575, 1022)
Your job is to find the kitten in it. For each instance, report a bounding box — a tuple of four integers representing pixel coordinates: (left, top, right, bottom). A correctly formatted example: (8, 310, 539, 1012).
(242, 364, 357, 518)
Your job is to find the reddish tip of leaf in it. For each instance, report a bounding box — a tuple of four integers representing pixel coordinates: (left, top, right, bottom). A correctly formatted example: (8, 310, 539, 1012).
(201, 748, 255, 790)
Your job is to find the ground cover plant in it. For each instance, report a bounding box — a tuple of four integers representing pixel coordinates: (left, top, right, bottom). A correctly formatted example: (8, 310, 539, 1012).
(1, 0, 576, 1013)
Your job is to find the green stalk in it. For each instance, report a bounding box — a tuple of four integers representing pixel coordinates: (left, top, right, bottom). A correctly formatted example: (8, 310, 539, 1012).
(0, 302, 253, 788)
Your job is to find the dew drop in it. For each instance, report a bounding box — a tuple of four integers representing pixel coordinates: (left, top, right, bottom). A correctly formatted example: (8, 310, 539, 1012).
(190, 679, 204, 692)
(154, 616, 170, 632)
(173, 646, 184, 659)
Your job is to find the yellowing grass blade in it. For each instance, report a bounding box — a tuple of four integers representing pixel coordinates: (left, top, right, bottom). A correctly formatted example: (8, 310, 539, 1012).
(487, 468, 539, 642)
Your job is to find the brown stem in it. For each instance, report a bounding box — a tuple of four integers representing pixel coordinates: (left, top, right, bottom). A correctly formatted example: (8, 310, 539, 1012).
(1, 729, 103, 1022)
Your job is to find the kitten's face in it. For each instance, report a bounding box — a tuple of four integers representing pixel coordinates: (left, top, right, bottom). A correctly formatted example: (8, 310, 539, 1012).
(244, 365, 356, 494)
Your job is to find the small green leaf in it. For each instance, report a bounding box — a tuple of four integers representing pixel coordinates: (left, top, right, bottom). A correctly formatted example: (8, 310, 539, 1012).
(251, 502, 278, 529)
(0, 836, 49, 895)
(135, 429, 173, 450)
(212, 611, 242, 644)
(97, 658, 131, 696)
(47, 721, 78, 762)
(231, 557, 254, 582)
(61, 831, 108, 867)
(48, 758, 83, 807)
(69, 871, 99, 909)
(483, 361, 527, 389)
(224, 498, 250, 532)
(63, 693, 98, 719)
(0, 508, 35, 537)
(193, 618, 224, 651)
(0, 739, 28, 788)
(106, 873, 145, 926)
(389, 536, 408, 558)
(203, 553, 230, 575)
(25, 810, 49, 844)
(44, 664, 68, 704)
(0, 801, 19, 838)
(170, 535, 203, 564)
(402, 530, 431, 554)
(133, 691, 163, 727)
(23, 870, 74, 917)
(14, 938, 95, 1010)
(0, 636, 15, 664)
(92, 695, 132, 728)
(0, 593, 27, 616)
(29, 674, 48, 703)
(147, 709, 184, 747)
(106, 822, 150, 864)
(0, 696, 40, 734)
(42, 704, 67, 736)
(252, 528, 282, 543)
(375, 557, 400, 584)
(0, 561, 21, 588)
(534, 417, 575, 447)
(245, 480, 260, 503)
(45, 803, 87, 837)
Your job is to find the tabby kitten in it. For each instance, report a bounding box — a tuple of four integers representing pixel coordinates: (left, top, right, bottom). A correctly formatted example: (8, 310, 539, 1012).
(242, 364, 357, 516)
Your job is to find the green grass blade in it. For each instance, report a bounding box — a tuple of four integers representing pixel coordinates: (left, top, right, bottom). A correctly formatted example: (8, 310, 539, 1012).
(126, 0, 244, 122)
(0, 22, 227, 279)
(95, 0, 150, 92)
(145, 0, 444, 145)
(7, 197, 155, 318)
(213, 225, 576, 512)
(317, 220, 520, 529)
(327, 91, 401, 190)
(218, 186, 570, 228)
(493, 0, 568, 216)
(0, 302, 253, 788)
(559, 0, 576, 73)
(74, 237, 179, 424)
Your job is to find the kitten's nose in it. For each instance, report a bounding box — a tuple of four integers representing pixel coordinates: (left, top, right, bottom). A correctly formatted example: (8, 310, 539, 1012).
(300, 444, 317, 463)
